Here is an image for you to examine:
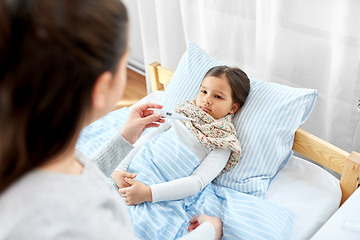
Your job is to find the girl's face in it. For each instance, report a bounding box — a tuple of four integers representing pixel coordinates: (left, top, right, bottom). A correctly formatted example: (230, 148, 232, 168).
(195, 75, 239, 119)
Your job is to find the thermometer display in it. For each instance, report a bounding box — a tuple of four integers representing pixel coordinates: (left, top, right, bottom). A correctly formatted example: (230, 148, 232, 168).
(150, 108, 195, 121)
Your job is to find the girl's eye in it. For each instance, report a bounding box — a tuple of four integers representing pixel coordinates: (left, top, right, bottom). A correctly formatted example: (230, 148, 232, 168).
(215, 95, 222, 99)
(201, 90, 207, 94)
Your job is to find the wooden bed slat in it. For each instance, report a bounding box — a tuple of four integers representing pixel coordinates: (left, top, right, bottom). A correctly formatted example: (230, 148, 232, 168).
(293, 128, 348, 174)
(148, 62, 360, 204)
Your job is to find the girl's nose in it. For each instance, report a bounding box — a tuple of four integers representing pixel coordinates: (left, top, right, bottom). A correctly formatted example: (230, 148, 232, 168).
(203, 98, 211, 105)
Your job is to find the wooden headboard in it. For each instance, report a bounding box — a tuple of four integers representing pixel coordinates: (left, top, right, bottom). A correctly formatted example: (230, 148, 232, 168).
(148, 61, 360, 205)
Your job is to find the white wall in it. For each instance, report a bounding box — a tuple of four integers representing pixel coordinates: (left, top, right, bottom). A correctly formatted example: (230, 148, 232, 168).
(122, 0, 145, 75)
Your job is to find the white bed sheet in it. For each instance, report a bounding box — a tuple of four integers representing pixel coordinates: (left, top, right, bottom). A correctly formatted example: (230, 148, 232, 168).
(131, 91, 342, 240)
(266, 155, 341, 240)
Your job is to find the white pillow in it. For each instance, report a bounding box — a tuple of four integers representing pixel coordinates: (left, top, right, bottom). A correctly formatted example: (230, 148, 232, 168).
(161, 40, 318, 198)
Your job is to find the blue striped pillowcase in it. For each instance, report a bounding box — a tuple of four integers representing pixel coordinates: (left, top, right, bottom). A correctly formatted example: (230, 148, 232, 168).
(162, 40, 318, 198)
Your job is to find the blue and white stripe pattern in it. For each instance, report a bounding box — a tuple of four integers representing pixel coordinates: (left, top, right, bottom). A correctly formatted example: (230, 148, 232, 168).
(162, 40, 318, 198)
(126, 131, 293, 239)
(77, 107, 131, 158)
(77, 122, 294, 239)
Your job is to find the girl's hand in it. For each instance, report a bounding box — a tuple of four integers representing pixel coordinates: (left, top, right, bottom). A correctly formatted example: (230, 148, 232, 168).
(119, 178, 152, 205)
(110, 171, 136, 189)
(188, 215, 223, 240)
(119, 103, 165, 144)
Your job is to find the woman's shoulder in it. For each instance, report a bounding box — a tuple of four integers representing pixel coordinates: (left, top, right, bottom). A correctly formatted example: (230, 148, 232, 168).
(0, 172, 75, 237)
(0, 170, 83, 217)
(0, 164, 118, 209)
(0, 168, 134, 239)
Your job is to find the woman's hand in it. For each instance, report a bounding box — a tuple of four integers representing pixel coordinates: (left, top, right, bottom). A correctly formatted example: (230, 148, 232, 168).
(110, 171, 136, 189)
(188, 215, 223, 240)
(119, 178, 152, 205)
(119, 103, 165, 144)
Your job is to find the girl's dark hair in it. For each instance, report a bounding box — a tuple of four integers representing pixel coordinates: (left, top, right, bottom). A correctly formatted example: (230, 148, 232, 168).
(0, 0, 128, 194)
(204, 66, 251, 110)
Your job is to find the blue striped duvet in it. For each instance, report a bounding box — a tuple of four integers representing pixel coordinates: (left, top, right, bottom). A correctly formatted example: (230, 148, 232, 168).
(76, 108, 293, 239)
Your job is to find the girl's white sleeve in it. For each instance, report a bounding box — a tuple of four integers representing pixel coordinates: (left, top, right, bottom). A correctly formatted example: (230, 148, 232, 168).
(178, 222, 215, 240)
(115, 119, 172, 171)
(150, 148, 231, 203)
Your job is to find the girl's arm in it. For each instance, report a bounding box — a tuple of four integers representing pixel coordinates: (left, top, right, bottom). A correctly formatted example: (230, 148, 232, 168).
(150, 148, 230, 202)
(119, 148, 230, 205)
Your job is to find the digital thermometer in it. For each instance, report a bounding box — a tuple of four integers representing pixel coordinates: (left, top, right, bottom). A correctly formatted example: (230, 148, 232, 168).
(150, 108, 195, 121)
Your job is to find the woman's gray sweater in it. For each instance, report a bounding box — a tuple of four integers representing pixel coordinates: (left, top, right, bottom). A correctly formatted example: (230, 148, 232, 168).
(0, 133, 214, 239)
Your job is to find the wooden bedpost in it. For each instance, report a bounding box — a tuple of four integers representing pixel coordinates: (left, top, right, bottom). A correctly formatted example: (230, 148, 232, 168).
(148, 62, 173, 91)
(149, 62, 164, 91)
(340, 151, 360, 205)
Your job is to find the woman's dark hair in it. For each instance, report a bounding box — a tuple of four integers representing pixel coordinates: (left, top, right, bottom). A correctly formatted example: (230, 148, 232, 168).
(203, 66, 251, 110)
(0, 0, 128, 193)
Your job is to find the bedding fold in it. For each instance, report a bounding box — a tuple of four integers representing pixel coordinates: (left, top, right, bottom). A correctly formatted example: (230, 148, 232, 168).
(76, 108, 294, 239)
(125, 131, 294, 239)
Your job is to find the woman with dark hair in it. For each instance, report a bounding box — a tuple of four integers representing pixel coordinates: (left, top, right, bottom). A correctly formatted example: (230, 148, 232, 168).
(0, 0, 222, 239)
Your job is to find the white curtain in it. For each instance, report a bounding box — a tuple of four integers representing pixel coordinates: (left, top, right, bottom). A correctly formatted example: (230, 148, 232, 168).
(137, 0, 360, 153)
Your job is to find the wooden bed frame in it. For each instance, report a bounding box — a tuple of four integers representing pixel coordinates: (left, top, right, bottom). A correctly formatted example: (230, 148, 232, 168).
(148, 61, 360, 206)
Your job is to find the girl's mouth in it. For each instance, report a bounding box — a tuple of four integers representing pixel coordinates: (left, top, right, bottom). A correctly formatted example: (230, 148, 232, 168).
(201, 106, 211, 112)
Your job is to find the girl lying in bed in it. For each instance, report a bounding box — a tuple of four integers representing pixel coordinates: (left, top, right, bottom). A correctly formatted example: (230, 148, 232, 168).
(111, 66, 250, 205)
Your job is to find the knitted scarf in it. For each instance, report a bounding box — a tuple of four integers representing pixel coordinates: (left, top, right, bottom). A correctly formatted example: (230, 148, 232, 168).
(174, 99, 242, 175)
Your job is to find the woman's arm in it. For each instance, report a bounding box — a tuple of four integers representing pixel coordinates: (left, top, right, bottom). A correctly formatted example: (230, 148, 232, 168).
(92, 133, 134, 178)
(91, 103, 164, 177)
(111, 119, 171, 189)
(115, 119, 172, 172)
(119, 148, 230, 205)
